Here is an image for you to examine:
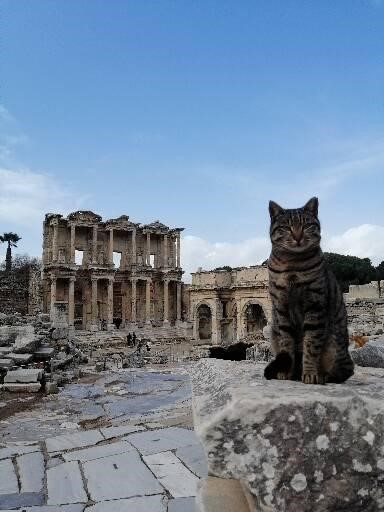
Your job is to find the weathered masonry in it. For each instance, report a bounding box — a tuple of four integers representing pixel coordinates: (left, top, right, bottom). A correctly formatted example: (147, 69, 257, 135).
(188, 266, 271, 345)
(42, 211, 184, 330)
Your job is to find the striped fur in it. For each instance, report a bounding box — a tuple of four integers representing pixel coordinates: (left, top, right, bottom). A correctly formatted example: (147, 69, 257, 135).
(264, 197, 354, 384)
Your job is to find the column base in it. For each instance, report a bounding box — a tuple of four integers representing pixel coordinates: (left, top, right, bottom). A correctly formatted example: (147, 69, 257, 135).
(107, 323, 115, 331)
(145, 320, 152, 325)
(163, 320, 169, 326)
(90, 324, 98, 332)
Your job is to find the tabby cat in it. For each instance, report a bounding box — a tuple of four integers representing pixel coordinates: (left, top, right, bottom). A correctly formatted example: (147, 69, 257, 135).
(264, 197, 354, 384)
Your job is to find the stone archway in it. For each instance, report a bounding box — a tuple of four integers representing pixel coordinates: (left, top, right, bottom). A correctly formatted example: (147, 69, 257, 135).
(243, 301, 267, 334)
(196, 303, 212, 341)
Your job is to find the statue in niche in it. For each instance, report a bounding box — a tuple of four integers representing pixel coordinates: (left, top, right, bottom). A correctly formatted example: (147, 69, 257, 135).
(98, 251, 105, 265)
(58, 248, 66, 263)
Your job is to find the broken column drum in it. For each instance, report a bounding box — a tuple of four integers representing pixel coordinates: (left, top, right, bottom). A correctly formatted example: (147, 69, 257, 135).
(41, 212, 184, 330)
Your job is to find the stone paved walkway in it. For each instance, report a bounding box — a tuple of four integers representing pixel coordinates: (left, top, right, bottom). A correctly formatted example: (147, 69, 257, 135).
(0, 367, 207, 511)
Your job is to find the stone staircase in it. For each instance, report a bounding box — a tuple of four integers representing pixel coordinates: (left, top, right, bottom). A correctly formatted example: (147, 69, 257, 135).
(73, 323, 193, 347)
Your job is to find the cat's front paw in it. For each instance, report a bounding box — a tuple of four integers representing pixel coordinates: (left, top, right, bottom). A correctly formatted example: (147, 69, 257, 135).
(302, 373, 326, 385)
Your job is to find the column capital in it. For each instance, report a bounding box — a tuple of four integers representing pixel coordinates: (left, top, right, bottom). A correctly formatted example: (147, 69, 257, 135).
(91, 276, 99, 282)
(69, 276, 76, 283)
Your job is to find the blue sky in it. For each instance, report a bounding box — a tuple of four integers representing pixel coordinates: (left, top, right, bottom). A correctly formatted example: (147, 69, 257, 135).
(1, 1, 384, 279)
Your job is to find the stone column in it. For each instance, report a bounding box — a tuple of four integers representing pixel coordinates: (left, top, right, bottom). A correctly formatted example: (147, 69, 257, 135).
(163, 235, 168, 268)
(176, 281, 182, 322)
(92, 225, 98, 264)
(68, 276, 75, 328)
(163, 279, 169, 324)
(145, 278, 152, 324)
(131, 278, 137, 323)
(108, 229, 114, 265)
(91, 277, 98, 331)
(52, 223, 58, 262)
(176, 233, 181, 268)
(211, 300, 221, 345)
(107, 277, 114, 330)
(121, 281, 126, 328)
(70, 225, 76, 264)
(172, 238, 177, 268)
(132, 229, 137, 265)
(236, 303, 242, 341)
(146, 232, 151, 266)
(50, 276, 57, 321)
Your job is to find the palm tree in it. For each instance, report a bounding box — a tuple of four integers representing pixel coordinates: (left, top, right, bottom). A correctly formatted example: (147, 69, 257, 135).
(0, 232, 21, 272)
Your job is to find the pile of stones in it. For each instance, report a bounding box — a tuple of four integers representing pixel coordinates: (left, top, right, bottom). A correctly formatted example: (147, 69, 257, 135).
(0, 314, 87, 393)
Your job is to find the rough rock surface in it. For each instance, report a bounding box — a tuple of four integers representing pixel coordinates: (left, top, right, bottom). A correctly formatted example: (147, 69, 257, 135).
(351, 339, 384, 368)
(189, 360, 384, 512)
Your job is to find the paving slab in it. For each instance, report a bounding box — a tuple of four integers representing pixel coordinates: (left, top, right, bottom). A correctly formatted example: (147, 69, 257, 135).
(0, 443, 40, 460)
(46, 429, 104, 453)
(144, 451, 199, 498)
(47, 461, 87, 505)
(63, 440, 135, 462)
(0, 492, 44, 509)
(4, 369, 43, 383)
(176, 444, 208, 478)
(8, 506, 86, 511)
(18, 450, 45, 493)
(85, 495, 167, 512)
(83, 450, 163, 502)
(168, 497, 196, 512)
(0, 458, 19, 494)
(100, 424, 145, 439)
(126, 427, 200, 455)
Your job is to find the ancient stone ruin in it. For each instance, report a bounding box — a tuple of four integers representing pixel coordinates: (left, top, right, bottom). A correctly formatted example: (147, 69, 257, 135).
(42, 211, 184, 332)
(188, 266, 270, 345)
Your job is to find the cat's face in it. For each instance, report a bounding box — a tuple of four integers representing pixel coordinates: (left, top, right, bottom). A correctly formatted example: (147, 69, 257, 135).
(269, 197, 321, 254)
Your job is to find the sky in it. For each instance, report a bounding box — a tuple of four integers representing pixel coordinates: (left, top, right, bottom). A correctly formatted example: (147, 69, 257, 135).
(0, 0, 384, 281)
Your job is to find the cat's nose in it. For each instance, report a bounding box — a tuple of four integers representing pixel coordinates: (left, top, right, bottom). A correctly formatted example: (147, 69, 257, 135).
(291, 225, 303, 242)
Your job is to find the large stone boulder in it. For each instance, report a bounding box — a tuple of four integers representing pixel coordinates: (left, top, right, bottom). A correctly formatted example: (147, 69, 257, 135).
(13, 332, 41, 354)
(351, 339, 384, 368)
(189, 360, 384, 512)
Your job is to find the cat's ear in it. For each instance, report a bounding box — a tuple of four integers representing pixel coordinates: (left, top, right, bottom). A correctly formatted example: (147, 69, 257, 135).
(269, 200, 284, 219)
(303, 197, 318, 217)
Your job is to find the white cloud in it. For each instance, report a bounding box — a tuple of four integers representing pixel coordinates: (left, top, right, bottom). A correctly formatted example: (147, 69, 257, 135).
(0, 167, 86, 225)
(323, 225, 384, 265)
(182, 224, 384, 282)
(181, 235, 270, 282)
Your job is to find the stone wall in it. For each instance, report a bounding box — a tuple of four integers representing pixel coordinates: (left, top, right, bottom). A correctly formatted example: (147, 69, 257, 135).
(0, 264, 42, 315)
(346, 298, 384, 335)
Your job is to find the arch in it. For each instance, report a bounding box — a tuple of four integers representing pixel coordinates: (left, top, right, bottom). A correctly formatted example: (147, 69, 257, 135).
(242, 300, 267, 334)
(196, 302, 212, 341)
